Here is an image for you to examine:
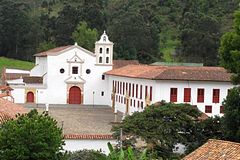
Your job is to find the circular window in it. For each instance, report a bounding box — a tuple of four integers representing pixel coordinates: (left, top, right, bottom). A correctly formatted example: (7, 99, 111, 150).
(60, 68, 65, 73)
(86, 69, 91, 74)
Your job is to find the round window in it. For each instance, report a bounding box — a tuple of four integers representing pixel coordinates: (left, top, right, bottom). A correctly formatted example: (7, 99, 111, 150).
(86, 69, 91, 74)
(60, 68, 65, 73)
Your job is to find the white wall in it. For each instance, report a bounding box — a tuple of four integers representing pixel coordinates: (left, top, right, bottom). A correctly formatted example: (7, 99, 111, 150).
(107, 75, 233, 117)
(43, 46, 112, 105)
(63, 139, 116, 155)
(11, 88, 25, 103)
(107, 75, 155, 114)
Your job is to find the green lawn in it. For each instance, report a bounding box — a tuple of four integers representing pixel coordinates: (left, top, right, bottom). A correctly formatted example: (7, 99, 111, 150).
(0, 57, 34, 71)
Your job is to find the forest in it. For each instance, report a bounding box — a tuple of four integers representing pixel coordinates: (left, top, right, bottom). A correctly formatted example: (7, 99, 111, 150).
(0, 0, 239, 65)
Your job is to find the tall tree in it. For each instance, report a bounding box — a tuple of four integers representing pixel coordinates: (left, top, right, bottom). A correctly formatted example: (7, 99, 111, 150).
(0, 0, 37, 60)
(219, 10, 240, 84)
(222, 88, 240, 142)
(219, 9, 240, 142)
(72, 21, 98, 51)
(54, 5, 80, 46)
(177, 1, 221, 66)
(112, 102, 201, 158)
(0, 109, 64, 160)
(107, 0, 161, 64)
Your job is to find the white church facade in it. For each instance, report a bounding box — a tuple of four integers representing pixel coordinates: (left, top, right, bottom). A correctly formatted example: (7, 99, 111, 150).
(6, 32, 234, 117)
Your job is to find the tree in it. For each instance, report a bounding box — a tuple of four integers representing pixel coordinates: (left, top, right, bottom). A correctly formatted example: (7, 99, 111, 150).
(219, 9, 240, 143)
(0, 0, 38, 61)
(67, 150, 107, 160)
(219, 10, 240, 84)
(54, 5, 80, 46)
(177, 1, 221, 66)
(0, 109, 64, 160)
(72, 22, 98, 51)
(37, 41, 56, 52)
(112, 102, 201, 158)
(222, 88, 240, 142)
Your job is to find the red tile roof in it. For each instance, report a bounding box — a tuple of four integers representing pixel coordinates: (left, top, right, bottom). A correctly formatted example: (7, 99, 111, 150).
(34, 45, 72, 57)
(6, 73, 30, 80)
(105, 65, 231, 82)
(0, 98, 27, 119)
(23, 76, 43, 84)
(183, 139, 240, 160)
(113, 60, 139, 69)
(0, 85, 13, 91)
(64, 134, 114, 140)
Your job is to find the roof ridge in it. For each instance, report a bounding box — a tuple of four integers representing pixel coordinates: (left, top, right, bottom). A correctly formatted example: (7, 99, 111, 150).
(208, 139, 240, 145)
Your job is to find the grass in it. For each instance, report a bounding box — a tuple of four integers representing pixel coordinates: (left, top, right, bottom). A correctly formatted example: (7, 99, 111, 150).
(0, 57, 34, 71)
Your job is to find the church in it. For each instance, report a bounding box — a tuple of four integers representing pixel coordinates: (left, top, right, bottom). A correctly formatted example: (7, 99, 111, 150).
(6, 31, 234, 117)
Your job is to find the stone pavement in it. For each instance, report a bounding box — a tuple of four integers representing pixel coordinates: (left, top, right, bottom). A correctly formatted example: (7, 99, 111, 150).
(23, 104, 123, 135)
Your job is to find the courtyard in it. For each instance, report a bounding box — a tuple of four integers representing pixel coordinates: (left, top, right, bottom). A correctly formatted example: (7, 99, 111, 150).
(24, 104, 123, 135)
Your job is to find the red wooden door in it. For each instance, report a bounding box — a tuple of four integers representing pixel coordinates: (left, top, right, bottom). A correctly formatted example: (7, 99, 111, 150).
(69, 86, 81, 104)
(27, 92, 34, 103)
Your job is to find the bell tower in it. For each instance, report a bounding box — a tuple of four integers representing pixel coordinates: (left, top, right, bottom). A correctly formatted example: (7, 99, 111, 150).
(95, 31, 114, 65)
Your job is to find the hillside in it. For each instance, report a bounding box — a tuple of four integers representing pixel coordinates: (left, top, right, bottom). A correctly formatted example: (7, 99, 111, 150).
(0, 0, 240, 65)
(0, 57, 34, 71)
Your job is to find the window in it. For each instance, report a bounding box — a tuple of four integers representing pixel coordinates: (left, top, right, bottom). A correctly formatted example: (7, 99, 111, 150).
(129, 83, 131, 97)
(102, 75, 105, 80)
(106, 48, 109, 54)
(150, 86, 153, 101)
(141, 102, 143, 109)
(116, 95, 118, 102)
(99, 48, 102, 53)
(103, 36, 106, 42)
(60, 68, 65, 73)
(136, 84, 138, 98)
(205, 105, 212, 113)
(213, 89, 220, 103)
(197, 88, 204, 103)
(126, 83, 128, 93)
(134, 100, 136, 107)
(170, 88, 177, 102)
(220, 106, 224, 114)
(184, 88, 191, 102)
(120, 82, 122, 94)
(106, 57, 109, 63)
(132, 84, 135, 97)
(138, 101, 140, 108)
(140, 85, 143, 99)
(72, 67, 78, 74)
(123, 82, 125, 95)
(117, 81, 119, 94)
(86, 69, 91, 74)
(99, 57, 103, 63)
(130, 99, 132, 106)
(101, 92, 104, 96)
(145, 86, 148, 99)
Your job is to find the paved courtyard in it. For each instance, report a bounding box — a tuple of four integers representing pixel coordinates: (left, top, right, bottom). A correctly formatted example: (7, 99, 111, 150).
(24, 104, 123, 135)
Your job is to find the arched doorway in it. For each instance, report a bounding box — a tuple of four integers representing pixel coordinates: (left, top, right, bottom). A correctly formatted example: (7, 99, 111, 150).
(26, 92, 34, 103)
(69, 86, 81, 104)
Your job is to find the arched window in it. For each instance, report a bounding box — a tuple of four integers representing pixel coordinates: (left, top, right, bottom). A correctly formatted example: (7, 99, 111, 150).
(99, 57, 103, 63)
(106, 57, 109, 63)
(99, 48, 102, 53)
(103, 36, 106, 42)
(106, 48, 109, 54)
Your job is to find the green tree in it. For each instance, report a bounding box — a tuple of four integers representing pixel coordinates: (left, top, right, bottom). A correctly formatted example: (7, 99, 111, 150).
(0, 0, 38, 61)
(112, 102, 201, 159)
(219, 10, 240, 84)
(72, 22, 98, 51)
(222, 87, 240, 142)
(177, 1, 221, 66)
(0, 109, 64, 160)
(37, 40, 56, 52)
(67, 150, 107, 160)
(54, 5, 80, 46)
